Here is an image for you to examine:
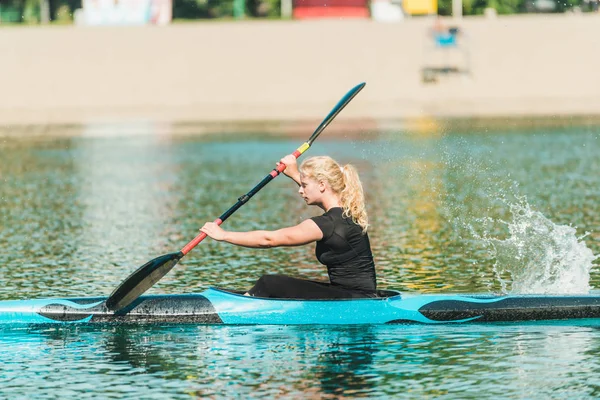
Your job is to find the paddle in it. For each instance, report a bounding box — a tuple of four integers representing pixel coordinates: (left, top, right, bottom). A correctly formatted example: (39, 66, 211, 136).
(105, 82, 366, 312)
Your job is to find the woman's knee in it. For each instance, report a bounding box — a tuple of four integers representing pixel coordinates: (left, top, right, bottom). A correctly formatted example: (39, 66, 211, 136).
(256, 274, 287, 286)
(249, 274, 281, 296)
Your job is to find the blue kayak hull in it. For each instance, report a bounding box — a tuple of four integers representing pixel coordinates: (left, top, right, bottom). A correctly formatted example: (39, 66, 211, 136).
(1, 288, 600, 325)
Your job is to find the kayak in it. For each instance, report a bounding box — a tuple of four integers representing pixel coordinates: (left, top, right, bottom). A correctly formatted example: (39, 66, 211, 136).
(2, 288, 600, 325)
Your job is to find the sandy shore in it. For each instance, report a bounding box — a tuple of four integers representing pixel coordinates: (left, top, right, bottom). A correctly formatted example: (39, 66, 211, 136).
(1, 14, 599, 130)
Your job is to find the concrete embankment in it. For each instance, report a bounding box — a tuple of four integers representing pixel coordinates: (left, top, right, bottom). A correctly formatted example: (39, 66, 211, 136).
(1, 14, 599, 129)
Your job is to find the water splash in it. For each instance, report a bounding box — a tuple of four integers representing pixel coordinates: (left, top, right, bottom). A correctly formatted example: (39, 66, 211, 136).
(475, 198, 597, 294)
(435, 139, 597, 295)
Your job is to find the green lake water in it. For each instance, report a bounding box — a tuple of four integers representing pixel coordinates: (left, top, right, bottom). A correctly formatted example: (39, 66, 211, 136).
(0, 122, 599, 398)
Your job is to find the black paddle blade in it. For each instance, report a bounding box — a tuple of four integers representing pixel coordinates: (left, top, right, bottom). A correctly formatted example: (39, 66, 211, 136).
(105, 252, 183, 311)
(308, 82, 365, 145)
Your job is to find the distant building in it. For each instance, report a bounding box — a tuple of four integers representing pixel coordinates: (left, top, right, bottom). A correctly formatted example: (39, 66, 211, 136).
(404, 0, 437, 15)
(74, 0, 172, 26)
(291, 0, 436, 21)
(292, 0, 370, 19)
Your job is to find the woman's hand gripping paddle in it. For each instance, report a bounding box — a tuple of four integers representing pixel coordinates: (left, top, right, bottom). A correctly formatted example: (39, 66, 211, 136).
(105, 82, 366, 312)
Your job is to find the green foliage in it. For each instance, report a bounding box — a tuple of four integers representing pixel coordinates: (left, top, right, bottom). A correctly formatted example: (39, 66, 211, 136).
(0, 0, 81, 23)
(0, 2, 22, 23)
(22, 0, 39, 23)
(437, 0, 453, 15)
(488, 0, 524, 14)
(173, 0, 281, 18)
(173, 0, 233, 19)
(55, 4, 72, 22)
(52, 0, 81, 20)
(437, 0, 586, 15)
(247, 0, 281, 17)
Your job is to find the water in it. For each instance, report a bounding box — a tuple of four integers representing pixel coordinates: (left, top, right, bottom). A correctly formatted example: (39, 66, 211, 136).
(477, 199, 597, 294)
(1, 323, 599, 398)
(1, 122, 599, 397)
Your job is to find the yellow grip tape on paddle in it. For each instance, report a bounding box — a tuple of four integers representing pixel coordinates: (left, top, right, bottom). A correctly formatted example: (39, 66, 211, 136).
(297, 142, 310, 155)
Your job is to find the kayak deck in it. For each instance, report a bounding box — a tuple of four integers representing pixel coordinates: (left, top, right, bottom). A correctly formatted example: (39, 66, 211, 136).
(1, 288, 600, 325)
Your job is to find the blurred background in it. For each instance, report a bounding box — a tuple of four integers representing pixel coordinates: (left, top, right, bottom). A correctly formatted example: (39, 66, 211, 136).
(1, 0, 599, 128)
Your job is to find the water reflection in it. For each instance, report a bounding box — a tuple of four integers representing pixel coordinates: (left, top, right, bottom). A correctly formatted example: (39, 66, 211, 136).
(306, 326, 378, 397)
(1, 323, 600, 398)
(72, 128, 179, 293)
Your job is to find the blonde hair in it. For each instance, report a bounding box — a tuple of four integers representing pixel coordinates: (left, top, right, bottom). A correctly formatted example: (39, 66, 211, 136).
(300, 156, 369, 233)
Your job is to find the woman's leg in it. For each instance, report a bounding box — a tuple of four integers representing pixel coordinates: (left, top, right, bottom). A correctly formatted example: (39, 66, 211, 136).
(247, 274, 367, 299)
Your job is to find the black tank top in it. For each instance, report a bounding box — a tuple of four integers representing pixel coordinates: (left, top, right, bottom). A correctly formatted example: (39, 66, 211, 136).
(310, 207, 377, 293)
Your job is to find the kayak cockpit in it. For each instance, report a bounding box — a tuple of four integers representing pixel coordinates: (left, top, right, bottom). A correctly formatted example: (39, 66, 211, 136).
(210, 287, 401, 300)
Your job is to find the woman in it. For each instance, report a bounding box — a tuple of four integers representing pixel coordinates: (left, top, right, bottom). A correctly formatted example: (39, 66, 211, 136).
(200, 154, 376, 299)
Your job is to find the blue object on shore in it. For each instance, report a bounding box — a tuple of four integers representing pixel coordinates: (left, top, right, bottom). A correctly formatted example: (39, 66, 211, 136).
(435, 33, 457, 47)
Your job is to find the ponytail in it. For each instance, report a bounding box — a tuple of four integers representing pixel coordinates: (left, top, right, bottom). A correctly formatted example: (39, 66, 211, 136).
(300, 156, 369, 233)
(340, 164, 369, 233)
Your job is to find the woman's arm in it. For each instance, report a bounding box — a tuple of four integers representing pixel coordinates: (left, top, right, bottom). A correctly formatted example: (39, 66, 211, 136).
(200, 219, 322, 248)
